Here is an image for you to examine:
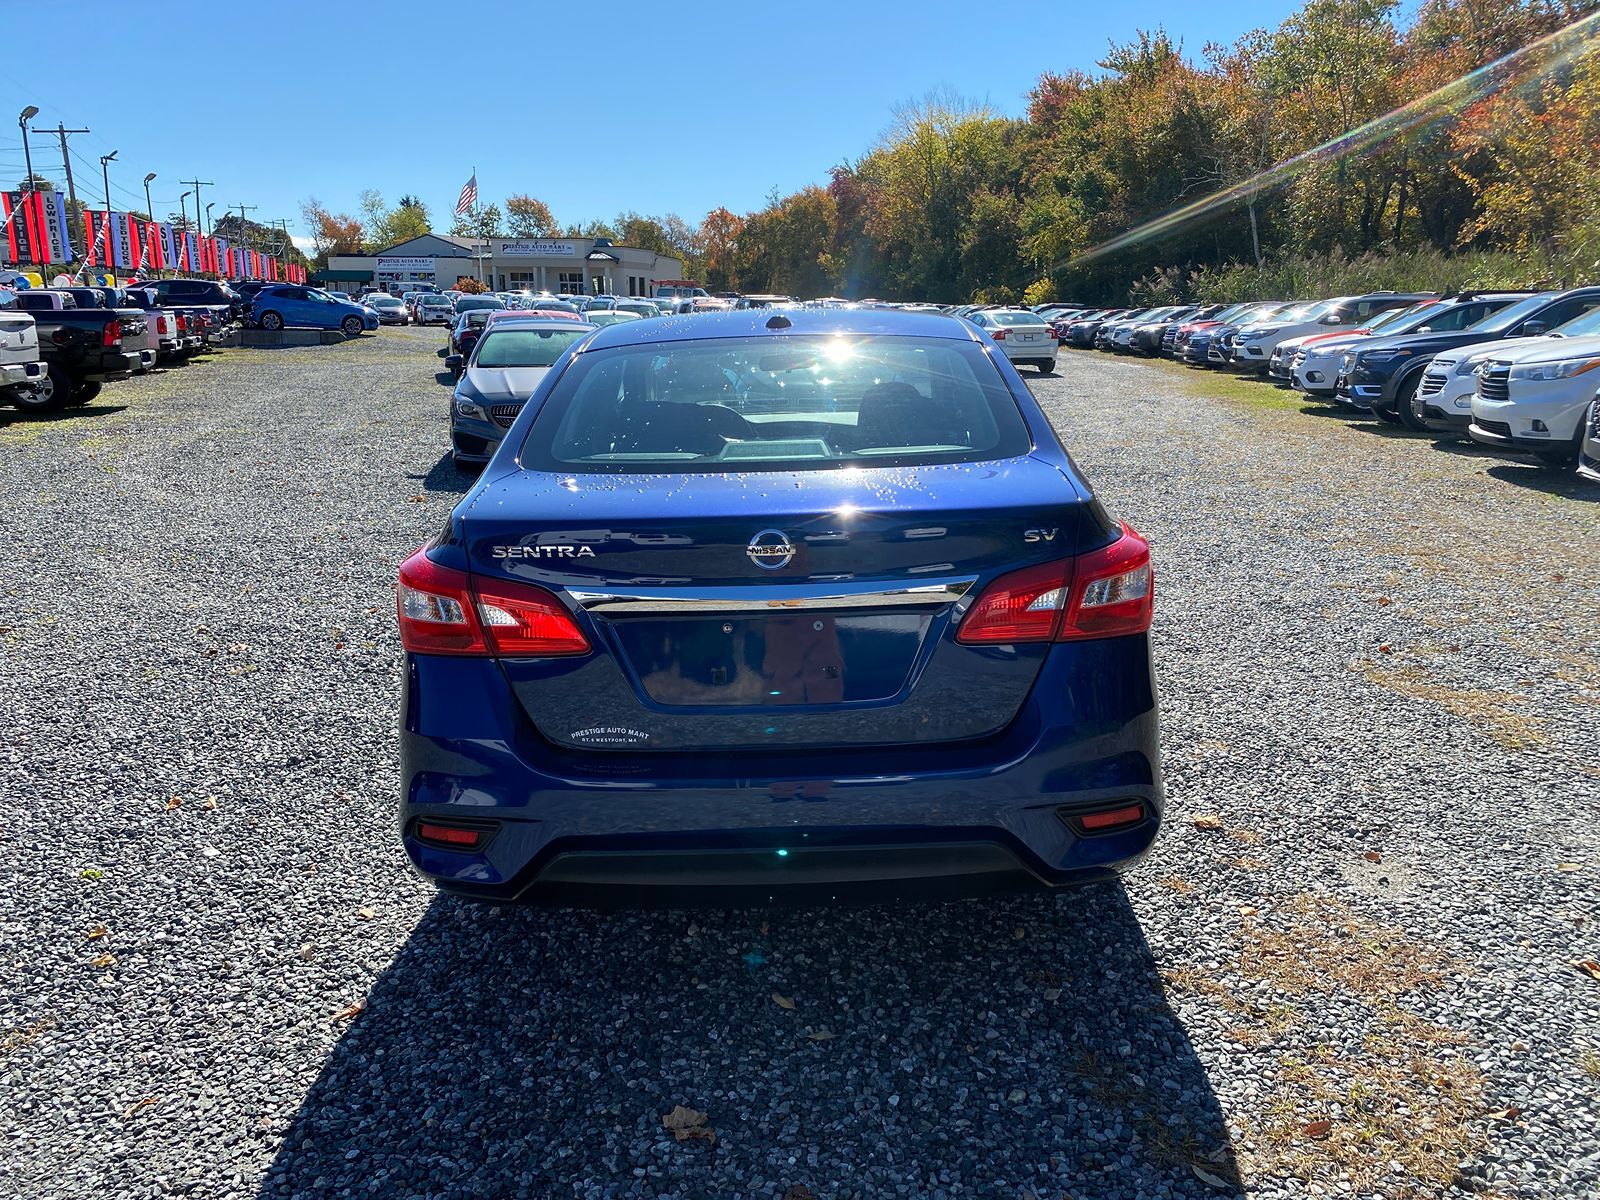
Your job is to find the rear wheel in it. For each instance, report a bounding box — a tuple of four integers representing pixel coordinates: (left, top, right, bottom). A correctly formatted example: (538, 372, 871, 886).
(11, 367, 67, 414)
(341, 316, 364, 337)
(71, 380, 102, 406)
(1036, 362, 1053, 374)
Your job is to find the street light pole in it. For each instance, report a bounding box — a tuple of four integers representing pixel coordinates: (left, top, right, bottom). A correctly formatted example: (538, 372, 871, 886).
(18, 106, 38, 193)
(142, 173, 158, 278)
(98, 151, 117, 280)
(17, 106, 39, 275)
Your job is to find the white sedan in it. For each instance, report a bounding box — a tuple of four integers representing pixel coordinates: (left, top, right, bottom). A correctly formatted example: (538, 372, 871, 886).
(416, 295, 456, 325)
(968, 308, 1058, 373)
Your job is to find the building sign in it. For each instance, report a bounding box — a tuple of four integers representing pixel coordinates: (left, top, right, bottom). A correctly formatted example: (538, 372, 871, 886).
(494, 240, 579, 258)
(376, 255, 436, 274)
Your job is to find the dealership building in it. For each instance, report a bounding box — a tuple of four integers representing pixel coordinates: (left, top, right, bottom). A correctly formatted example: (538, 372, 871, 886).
(315, 233, 685, 296)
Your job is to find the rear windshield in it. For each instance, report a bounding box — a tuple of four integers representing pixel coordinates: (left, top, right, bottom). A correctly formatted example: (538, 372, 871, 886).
(994, 311, 1047, 326)
(475, 327, 588, 368)
(521, 334, 1032, 474)
(456, 297, 504, 311)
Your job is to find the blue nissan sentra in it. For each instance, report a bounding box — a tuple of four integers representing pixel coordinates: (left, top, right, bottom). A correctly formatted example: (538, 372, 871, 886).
(396, 309, 1161, 905)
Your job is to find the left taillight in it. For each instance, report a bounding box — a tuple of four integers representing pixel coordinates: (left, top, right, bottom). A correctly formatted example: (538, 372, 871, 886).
(396, 547, 590, 657)
(956, 523, 1153, 645)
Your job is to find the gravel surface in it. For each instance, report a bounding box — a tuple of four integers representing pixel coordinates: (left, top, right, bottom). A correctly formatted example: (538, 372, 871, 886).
(1, 330, 1596, 1200)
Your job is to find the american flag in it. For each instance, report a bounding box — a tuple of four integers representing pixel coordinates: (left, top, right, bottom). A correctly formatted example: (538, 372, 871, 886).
(454, 173, 478, 218)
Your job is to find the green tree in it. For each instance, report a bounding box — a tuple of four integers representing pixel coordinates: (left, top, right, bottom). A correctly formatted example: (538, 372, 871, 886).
(505, 194, 556, 237)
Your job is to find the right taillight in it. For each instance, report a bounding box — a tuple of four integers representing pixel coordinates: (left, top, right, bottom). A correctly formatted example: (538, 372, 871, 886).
(396, 547, 590, 658)
(956, 523, 1153, 645)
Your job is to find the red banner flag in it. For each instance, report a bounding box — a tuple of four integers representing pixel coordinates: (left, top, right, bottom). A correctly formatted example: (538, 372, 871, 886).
(145, 221, 163, 269)
(127, 219, 144, 274)
(24, 192, 49, 265)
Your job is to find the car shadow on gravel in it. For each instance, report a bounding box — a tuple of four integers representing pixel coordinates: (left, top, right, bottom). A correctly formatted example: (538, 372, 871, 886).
(257, 885, 1237, 1199)
(1483, 461, 1599, 501)
(408, 452, 477, 495)
(0, 402, 129, 428)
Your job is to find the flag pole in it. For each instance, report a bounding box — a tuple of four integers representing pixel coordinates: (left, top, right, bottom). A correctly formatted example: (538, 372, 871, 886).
(473, 165, 485, 285)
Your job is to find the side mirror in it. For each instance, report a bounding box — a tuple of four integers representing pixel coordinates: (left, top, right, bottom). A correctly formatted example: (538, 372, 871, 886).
(1520, 320, 1548, 336)
(1320, 313, 1344, 325)
(445, 354, 464, 372)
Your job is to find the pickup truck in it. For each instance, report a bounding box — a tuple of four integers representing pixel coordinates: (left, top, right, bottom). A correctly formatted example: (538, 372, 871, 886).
(137, 278, 240, 335)
(0, 301, 48, 413)
(12, 290, 143, 411)
(51, 288, 160, 374)
(118, 286, 204, 363)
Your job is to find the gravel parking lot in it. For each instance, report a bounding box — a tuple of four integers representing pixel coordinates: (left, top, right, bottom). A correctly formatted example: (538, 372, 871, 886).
(2, 329, 1596, 1200)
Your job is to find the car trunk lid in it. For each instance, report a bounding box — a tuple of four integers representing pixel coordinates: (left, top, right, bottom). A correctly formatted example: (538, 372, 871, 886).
(459, 455, 1100, 751)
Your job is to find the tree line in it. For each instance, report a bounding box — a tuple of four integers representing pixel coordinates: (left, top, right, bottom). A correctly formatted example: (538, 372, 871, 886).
(301, 0, 1599, 302)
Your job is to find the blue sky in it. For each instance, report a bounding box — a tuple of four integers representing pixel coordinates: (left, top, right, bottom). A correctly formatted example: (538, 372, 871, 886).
(1, 0, 1297, 252)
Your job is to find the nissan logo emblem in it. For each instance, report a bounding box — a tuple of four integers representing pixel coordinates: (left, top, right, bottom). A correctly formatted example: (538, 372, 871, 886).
(746, 529, 796, 570)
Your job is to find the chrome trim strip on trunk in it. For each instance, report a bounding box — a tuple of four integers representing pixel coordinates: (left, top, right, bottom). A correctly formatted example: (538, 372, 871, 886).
(569, 578, 977, 615)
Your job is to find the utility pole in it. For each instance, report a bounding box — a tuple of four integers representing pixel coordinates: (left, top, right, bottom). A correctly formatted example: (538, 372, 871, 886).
(234, 203, 258, 249)
(40, 121, 90, 218)
(182, 178, 214, 234)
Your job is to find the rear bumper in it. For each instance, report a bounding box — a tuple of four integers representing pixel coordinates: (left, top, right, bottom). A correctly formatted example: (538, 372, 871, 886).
(0, 361, 43, 388)
(399, 637, 1163, 906)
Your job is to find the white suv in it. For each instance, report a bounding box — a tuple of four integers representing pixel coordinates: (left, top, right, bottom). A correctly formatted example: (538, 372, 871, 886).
(1469, 335, 1600, 467)
(1232, 298, 1354, 371)
(1416, 335, 1558, 436)
(1288, 301, 1441, 397)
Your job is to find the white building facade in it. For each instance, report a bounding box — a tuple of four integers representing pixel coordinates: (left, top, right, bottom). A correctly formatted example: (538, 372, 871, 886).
(322, 233, 684, 296)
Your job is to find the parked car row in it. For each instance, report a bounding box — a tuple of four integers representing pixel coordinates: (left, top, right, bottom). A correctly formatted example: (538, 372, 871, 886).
(0, 279, 236, 414)
(1050, 289, 1600, 482)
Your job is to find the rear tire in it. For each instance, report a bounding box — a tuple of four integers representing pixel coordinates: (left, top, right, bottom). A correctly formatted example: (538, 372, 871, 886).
(71, 380, 102, 406)
(11, 367, 67, 414)
(1036, 362, 1053, 374)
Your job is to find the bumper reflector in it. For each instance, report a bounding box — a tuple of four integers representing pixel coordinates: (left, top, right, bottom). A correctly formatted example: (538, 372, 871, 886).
(415, 820, 495, 850)
(1072, 803, 1147, 833)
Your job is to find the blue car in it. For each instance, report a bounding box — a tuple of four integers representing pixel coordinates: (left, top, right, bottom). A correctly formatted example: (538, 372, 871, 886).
(247, 284, 379, 336)
(395, 309, 1161, 905)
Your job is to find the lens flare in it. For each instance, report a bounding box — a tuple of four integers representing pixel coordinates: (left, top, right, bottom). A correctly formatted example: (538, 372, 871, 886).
(1057, 10, 1600, 275)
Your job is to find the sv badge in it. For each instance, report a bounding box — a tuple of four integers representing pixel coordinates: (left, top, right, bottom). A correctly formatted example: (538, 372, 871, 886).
(1023, 528, 1059, 543)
